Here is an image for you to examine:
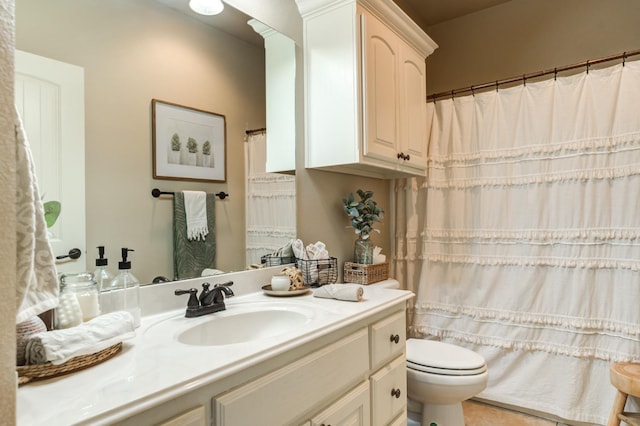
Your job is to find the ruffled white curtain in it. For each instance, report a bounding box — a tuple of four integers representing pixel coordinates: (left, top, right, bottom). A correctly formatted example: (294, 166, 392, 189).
(393, 61, 640, 424)
(245, 132, 296, 265)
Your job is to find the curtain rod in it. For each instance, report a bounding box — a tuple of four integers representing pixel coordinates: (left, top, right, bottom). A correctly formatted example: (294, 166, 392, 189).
(245, 127, 266, 136)
(427, 48, 640, 102)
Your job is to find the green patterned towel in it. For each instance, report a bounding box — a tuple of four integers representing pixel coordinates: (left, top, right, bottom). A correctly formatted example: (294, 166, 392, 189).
(173, 192, 216, 280)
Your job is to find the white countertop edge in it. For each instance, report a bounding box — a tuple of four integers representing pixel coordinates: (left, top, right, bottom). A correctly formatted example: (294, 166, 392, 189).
(71, 288, 414, 425)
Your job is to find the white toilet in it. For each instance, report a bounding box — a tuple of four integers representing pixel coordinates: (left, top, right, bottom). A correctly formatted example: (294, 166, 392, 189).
(406, 338, 488, 426)
(369, 280, 488, 426)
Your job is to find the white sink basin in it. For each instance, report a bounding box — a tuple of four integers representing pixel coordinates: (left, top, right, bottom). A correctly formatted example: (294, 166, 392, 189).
(145, 302, 317, 346)
(178, 308, 311, 346)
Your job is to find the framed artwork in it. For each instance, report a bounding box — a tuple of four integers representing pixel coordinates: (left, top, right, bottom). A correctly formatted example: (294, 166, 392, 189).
(152, 99, 226, 182)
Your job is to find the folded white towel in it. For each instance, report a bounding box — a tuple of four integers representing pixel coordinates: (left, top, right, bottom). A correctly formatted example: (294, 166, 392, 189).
(183, 190, 208, 241)
(313, 284, 364, 302)
(25, 311, 136, 365)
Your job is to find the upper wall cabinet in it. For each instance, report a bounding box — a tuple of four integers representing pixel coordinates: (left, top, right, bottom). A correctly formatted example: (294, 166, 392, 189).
(295, 0, 437, 179)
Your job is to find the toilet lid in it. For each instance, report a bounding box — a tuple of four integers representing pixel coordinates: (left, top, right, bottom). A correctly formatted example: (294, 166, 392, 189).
(406, 339, 487, 375)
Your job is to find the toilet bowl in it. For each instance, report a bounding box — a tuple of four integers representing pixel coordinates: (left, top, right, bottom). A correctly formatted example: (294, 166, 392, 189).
(406, 338, 488, 426)
(367, 280, 488, 426)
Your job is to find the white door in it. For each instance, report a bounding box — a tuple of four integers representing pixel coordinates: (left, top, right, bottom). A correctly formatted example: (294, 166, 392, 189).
(15, 50, 86, 274)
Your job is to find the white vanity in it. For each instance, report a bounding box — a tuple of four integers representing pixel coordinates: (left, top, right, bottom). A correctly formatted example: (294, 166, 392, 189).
(17, 268, 412, 425)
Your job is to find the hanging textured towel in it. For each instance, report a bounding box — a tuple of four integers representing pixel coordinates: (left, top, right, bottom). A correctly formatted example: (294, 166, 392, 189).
(15, 108, 59, 324)
(174, 192, 216, 280)
(182, 190, 208, 241)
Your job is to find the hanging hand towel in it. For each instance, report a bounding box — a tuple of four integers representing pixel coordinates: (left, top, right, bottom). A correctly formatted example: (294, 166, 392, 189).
(174, 192, 216, 280)
(15, 108, 59, 324)
(183, 190, 208, 241)
(313, 284, 364, 302)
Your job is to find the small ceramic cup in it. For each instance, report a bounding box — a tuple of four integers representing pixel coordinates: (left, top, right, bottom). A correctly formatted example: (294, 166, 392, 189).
(271, 275, 290, 292)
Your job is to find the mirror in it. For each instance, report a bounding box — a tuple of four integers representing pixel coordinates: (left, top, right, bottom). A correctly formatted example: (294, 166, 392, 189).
(16, 0, 295, 284)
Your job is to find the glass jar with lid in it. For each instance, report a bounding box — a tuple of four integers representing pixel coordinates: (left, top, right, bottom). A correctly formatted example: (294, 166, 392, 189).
(56, 272, 101, 328)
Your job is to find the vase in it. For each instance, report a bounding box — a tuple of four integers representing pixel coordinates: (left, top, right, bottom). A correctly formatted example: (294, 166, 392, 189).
(168, 150, 180, 164)
(353, 237, 373, 264)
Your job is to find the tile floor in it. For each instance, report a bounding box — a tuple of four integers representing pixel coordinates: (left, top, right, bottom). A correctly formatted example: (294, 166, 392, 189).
(462, 400, 571, 426)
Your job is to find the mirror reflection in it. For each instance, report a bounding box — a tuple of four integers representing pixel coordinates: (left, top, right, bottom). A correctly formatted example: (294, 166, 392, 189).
(16, 0, 296, 284)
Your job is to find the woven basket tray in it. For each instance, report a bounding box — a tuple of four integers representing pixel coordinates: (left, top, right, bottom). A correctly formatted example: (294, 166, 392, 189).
(344, 262, 389, 285)
(16, 342, 122, 385)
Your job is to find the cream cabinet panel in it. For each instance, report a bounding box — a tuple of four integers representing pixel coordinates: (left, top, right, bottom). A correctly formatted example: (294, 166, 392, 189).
(297, 0, 437, 179)
(388, 411, 408, 426)
(214, 329, 369, 425)
(363, 11, 399, 163)
(370, 310, 406, 370)
(370, 355, 407, 425)
(399, 42, 428, 171)
(310, 381, 370, 426)
(157, 405, 205, 426)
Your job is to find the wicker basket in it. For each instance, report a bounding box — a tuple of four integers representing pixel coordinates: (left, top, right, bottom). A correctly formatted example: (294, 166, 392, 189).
(344, 262, 389, 285)
(16, 342, 123, 385)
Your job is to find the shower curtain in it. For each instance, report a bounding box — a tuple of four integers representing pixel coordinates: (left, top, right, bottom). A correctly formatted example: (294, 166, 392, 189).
(394, 61, 640, 424)
(245, 131, 296, 265)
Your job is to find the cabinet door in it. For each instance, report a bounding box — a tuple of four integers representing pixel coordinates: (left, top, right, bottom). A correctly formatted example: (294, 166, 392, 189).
(158, 405, 206, 426)
(310, 381, 370, 426)
(370, 355, 407, 426)
(370, 310, 406, 371)
(398, 43, 427, 171)
(361, 9, 400, 163)
(214, 329, 369, 425)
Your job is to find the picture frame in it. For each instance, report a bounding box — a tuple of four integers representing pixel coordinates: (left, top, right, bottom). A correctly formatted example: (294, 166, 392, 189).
(152, 99, 226, 182)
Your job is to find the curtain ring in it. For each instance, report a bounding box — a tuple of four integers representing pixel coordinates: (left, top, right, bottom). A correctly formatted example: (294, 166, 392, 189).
(471, 85, 475, 97)
(623, 52, 627, 67)
(554, 68, 557, 81)
(523, 74, 526, 87)
(495, 81, 499, 92)
(586, 60, 590, 74)
(451, 89, 455, 100)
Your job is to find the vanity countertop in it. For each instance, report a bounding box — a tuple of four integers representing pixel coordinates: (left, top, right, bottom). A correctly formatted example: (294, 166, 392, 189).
(17, 281, 413, 425)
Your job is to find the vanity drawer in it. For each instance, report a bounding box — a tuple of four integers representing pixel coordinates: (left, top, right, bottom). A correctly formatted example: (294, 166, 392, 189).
(370, 310, 405, 370)
(213, 328, 369, 425)
(370, 355, 407, 426)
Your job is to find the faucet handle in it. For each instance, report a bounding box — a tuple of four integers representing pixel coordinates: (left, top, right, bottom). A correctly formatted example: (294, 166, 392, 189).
(175, 288, 199, 309)
(214, 280, 234, 288)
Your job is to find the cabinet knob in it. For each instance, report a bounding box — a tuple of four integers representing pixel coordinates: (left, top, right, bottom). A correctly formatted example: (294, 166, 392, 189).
(405, 154, 410, 161)
(397, 152, 403, 159)
(396, 152, 411, 161)
(391, 388, 401, 398)
(390, 334, 400, 344)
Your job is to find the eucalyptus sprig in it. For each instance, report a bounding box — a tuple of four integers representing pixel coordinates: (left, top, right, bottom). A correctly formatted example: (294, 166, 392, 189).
(342, 189, 383, 240)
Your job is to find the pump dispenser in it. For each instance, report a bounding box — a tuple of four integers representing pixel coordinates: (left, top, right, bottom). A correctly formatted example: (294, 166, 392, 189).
(94, 246, 114, 295)
(105, 248, 141, 327)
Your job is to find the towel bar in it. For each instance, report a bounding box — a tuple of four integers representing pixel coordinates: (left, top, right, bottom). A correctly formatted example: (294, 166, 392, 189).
(151, 188, 229, 200)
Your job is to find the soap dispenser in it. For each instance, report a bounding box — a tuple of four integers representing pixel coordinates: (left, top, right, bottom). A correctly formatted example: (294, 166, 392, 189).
(94, 246, 114, 302)
(108, 248, 141, 327)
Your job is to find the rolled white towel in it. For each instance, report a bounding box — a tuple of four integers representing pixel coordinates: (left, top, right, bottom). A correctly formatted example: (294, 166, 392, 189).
(25, 311, 136, 365)
(313, 284, 364, 302)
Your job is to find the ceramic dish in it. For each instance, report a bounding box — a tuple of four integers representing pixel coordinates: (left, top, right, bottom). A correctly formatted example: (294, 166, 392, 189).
(261, 284, 311, 297)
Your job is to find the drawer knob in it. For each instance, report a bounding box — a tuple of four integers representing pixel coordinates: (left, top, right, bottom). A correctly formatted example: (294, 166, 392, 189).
(391, 388, 401, 398)
(390, 334, 400, 344)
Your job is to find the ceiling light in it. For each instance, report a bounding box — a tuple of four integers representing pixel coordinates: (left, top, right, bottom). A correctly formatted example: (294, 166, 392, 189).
(189, 0, 224, 15)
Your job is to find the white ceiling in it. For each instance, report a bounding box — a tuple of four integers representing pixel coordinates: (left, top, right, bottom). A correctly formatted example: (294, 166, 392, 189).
(156, 0, 512, 46)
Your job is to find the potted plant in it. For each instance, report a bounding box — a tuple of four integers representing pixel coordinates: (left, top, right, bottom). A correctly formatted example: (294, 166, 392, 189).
(169, 133, 181, 164)
(186, 137, 198, 166)
(202, 140, 213, 168)
(342, 189, 383, 264)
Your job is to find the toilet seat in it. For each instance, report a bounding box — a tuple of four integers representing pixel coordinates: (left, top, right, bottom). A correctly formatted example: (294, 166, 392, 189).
(406, 339, 487, 376)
